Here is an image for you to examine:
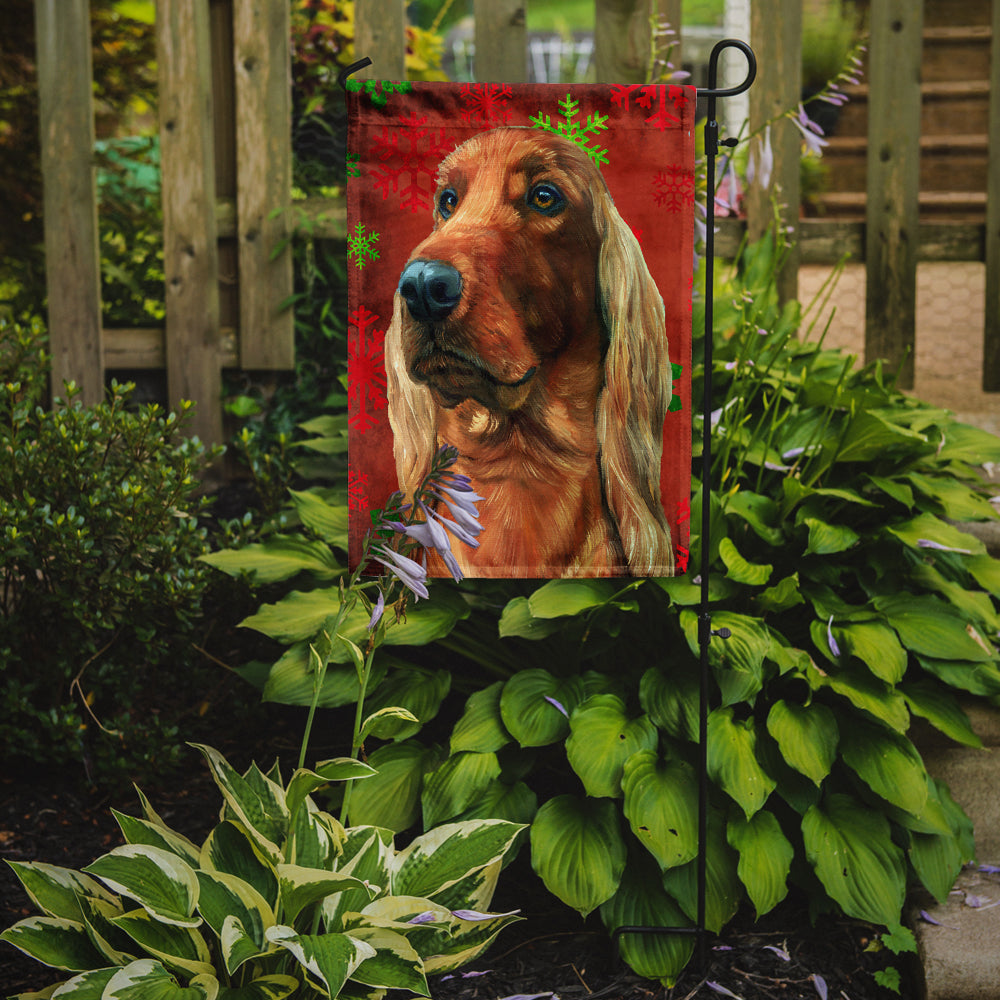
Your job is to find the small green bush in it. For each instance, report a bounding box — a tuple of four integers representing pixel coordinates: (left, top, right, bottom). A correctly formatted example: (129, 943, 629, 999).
(0, 317, 220, 783)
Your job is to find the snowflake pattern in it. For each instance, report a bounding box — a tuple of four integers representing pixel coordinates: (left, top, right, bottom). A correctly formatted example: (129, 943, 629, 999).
(348, 306, 387, 433)
(668, 362, 684, 412)
(346, 152, 361, 178)
(611, 83, 689, 130)
(370, 112, 454, 212)
(346, 78, 413, 109)
(530, 93, 609, 166)
(653, 165, 695, 212)
(460, 83, 513, 126)
(347, 222, 380, 269)
(348, 469, 369, 514)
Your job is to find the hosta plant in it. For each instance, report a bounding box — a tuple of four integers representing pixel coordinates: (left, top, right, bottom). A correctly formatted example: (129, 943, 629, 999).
(1, 744, 523, 999)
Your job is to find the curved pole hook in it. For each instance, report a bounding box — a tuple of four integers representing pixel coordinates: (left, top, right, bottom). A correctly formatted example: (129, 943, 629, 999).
(337, 57, 373, 92)
(701, 38, 757, 99)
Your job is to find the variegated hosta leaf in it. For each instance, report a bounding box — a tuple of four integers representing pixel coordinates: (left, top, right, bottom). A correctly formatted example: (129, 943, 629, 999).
(765, 700, 838, 786)
(4, 861, 118, 922)
(265, 926, 375, 998)
(420, 860, 501, 917)
(727, 810, 793, 917)
(102, 958, 218, 999)
(565, 695, 658, 799)
(499, 669, 585, 747)
(214, 974, 299, 1000)
(0, 916, 107, 971)
(83, 846, 200, 928)
(450, 681, 511, 754)
(421, 906, 523, 975)
(112, 811, 201, 868)
(276, 864, 375, 925)
(621, 751, 699, 871)
(706, 707, 776, 818)
(110, 908, 214, 978)
(195, 871, 274, 974)
(46, 966, 118, 997)
(421, 752, 501, 829)
(285, 760, 375, 824)
(288, 802, 343, 870)
(345, 926, 429, 995)
(323, 829, 393, 931)
(391, 820, 524, 901)
(529, 795, 626, 917)
(77, 894, 136, 966)
(802, 793, 906, 926)
(200, 822, 278, 910)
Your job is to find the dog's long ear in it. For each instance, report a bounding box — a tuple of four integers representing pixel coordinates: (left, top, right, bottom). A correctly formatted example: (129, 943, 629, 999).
(385, 292, 437, 499)
(593, 186, 675, 576)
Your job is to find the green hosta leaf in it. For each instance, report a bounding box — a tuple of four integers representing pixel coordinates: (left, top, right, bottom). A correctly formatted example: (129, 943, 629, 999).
(216, 975, 299, 1000)
(83, 846, 200, 928)
(5, 862, 118, 923)
(347, 740, 441, 832)
(195, 871, 273, 974)
(103, 959, 218, 999)
(727, 811, 793, 917)
(916, 655, 1000, 697)
(346, 926, 428, 994)
(450, 682, 511, 754)
(909, 824, 965, 905)
(530, 795, 626, 917)
(886, 512, 985, 556)
(260, 643, 388, 709)
(874, 594, 995, 662)
(901, 680, 982, 748)
(935, 421, 1000, 464)
(200, 535, 341, 584)
(362, 667, 451, 740)
(277, 865, 374, 925)
(497, 596, 563, 639)
(111, 909, 214, 978)
(866, 474, 914, 509)
(393, 820, 524, 900)
(756, 573, 804, 614)
(527, 578, 618, 617)
(599, 853, 694, 986)
(707, 708, 776, 818)
(0, 916, 107, 971)
(802, 793, 906, 926)
(565, 695, 658, 798)
(681, 610, 770, 706)
(421, 751, 502, 828)
(839, 718, 929, 816)
(724, 490, 784, 546)
(967, 553, 1000, 597)
(911, 562, 1000, 633)
(808, 661, 910, 732)
(906, 473, 998, 521)
(265, 926, 375, 997)
(288, 488, 349, 543)
(765, 701, 838, 786)
(803, 517, 859, 556)
(200, 822, 278, 910)
(718, 537, 772, 585)
(453, 779, 538, 827)
(112, 812, 201, 868)
(499, 670, 584, 747)
(835, 410, 927, 463)
(835, 621, 907, 684)
(621, 751, 698, 871)
(639, 663, 699, 742)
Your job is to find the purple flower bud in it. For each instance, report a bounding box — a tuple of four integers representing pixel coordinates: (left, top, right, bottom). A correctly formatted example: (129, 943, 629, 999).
(827, 616, 841, 658)
(544, 695, 569, 718)
(407, 911, 437, 925)
(367, 590, 385, 631)
(373, 545, 429, 600)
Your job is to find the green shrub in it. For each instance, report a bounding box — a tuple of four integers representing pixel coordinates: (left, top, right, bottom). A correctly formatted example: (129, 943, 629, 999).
(0, 317, 220, 783)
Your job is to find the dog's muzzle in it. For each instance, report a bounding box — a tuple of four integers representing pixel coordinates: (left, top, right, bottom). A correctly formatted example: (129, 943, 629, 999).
(398, 260, 463, 322)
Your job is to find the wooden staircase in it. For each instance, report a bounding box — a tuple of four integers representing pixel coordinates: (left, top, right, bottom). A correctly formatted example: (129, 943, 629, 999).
(816, 0, 992, 221)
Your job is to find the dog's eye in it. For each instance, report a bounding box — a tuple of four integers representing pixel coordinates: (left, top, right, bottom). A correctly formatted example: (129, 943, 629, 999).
(527, 183, 565, 216)
(438, 189, 459, 219)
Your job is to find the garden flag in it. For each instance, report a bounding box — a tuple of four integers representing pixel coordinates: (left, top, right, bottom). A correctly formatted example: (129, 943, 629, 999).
(346, 80, 695, 578)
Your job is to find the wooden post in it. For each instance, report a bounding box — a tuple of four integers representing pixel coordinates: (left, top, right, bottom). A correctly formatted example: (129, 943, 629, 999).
(34, 0, 104, 405)
(983, 0, 1000, 390)
(233, 0, 294, 369)
(746, 0, 801, 305)
(354, 0, 406, 80)
(474, 0, 527, 82)
(157, 0, 223, 444)
(594, 0, 651, 84)
(864, 0, 923, 389)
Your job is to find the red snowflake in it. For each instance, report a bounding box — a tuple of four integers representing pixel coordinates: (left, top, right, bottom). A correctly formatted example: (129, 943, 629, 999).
(370, 112, 454, 212)
(611, 83, 688, 130)
(460, 83, 513, 126)
(676, 497, 691, 526)
(348, 305, 387, 433)
(653, 165, 695, 212)
(348, 470, 369, 514)
(675, 545, 690, 575)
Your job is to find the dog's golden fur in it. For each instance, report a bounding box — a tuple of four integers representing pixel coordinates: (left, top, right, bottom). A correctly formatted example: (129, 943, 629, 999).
(385, 127, 673, 577)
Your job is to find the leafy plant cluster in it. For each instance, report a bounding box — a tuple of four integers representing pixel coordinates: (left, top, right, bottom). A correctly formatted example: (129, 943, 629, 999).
(2, 743, 524, 999)
(203, 233, 1000, 986)
(0, 317, 220, 783)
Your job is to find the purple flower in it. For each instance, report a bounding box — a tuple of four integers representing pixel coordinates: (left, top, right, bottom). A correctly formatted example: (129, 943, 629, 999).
(373, 545, 429, 600)
(791, 104, 828, 156)
(451, 908, 520, 921)
(917, 538, 973, 554)
(812, 974, 828, 1000)
(544, 695, 569, 718)
(407, 911, 438, 925)
(706, 983, 742, 999)
(747, 125, 774, 191)
(827, 616, 841, 658)
(367, 590, 385, 630)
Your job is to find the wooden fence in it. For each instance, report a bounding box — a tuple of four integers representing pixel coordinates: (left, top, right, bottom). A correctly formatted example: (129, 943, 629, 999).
(33, 0, 1000, 444)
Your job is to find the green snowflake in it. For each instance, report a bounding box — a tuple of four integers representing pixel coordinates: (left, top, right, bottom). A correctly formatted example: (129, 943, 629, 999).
(346, 152, 361, 178)
(348, 222, 380, 269)
(530, 93, 610, 167)
(345, 78, 413, 109)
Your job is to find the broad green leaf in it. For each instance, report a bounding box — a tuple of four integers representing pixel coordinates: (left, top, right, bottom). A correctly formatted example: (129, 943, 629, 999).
(112, 813, 201, 868)
(527, 578, 618, 618)
(765, 700, 838, 786)
(200, 536, 341, 584)
(901, 680, 982, 748)
(680, 610, 770, 706)
(360, 706, 421, 742)
(277, 865, 373, 925)
(346, 926, 428, 994)
(707, 708, 776, 818)
(916, 655, 1000, 697)
(621, 751, 698, 870)
(718, 537, 772, 585)
(5, 862, 117, 923)
(727, 811, 793, 917)
(261, 643, 388, 709)
(288, 489, 349, 543)
(807, 660, 910, 732)
(111, 909, 214, 978)
(839, 718, 928, 816)
(450, 682, 511, 754)
(195, 871, 273, 974)
(967, 553, 1000, 597)
(874, 594, 995, 662)
(103, 959, 218, 1000)
(530, 795, 626, 917)
(935, 421, 1000, 465)
(886, 512, 985, 557)
(499, 670, 584, 747)
(215, 975, 299, 1000)
(362, 667, 451, 740)
(393, 820, 524, 900)
(909, 828, 965, 905)
(724, 490, 784, 545)
(834, 621, 907, 684)
(639, 664, 699, 742)
(599, 854, 694, 987)
(910, 562, 1000, 633)
(83, 846, 200, 928)
(802, 794, 906, 926)
(453, 779, 538, 827)
(803, 517, 859, 556)
(265, 926, 375, 997)
(421, 751, 502, 828)
(347, 740, 441, 832)
(865, 474, 914, 509)
(755, 573, 804, 614)
(497, 596, 563, 639)
(835, 410, 927, 463)
(199, 822, 278, 909)
(906, 473, 998, 521)
(0, 917, 106, 971)
(566, 695, 658, 798)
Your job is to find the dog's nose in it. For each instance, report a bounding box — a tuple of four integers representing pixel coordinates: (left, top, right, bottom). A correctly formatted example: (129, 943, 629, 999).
(398, 260, 463, 321)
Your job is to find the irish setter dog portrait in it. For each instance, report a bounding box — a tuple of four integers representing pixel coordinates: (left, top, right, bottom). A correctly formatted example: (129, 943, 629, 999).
(385, 126, 674, 578)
